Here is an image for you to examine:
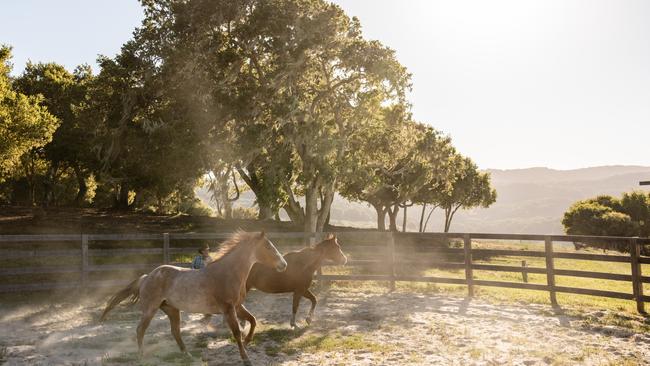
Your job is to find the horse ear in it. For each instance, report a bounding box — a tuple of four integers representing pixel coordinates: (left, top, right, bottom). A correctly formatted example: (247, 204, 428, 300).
(327, 233, 334, 240)
(259, 231, 266, 238)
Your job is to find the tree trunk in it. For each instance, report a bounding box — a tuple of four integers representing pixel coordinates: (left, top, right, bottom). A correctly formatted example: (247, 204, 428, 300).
(42, 162, 60, 206)
(445, 205, 462, 233)
(258, 205, 274, 220)
(73, 164, 87, 207)
(283, 182, 304, 225)
(218, 175, 233, 219)
(388, 205, 400, 232)
(315, 182, 335, 232)
(23, 155, 36, 206)
(115, 183, 131, 210)
(419, 204, 426, 232)
(157, 196, 164, 213)
(373, 204, 387, 231)
(324, 210, 331, 229)
(423, 206, 436, 232)
(402, 205, 408, 232)
(237, 165, 276, 221)
(223, 200, 233, 219)
(443, 207, 450, 232)
(304, 186, 318, 233)
(443, 205, 459, 233)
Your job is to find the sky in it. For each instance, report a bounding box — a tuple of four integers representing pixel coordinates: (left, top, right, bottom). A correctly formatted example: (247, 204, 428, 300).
(2, 0, 649, 170)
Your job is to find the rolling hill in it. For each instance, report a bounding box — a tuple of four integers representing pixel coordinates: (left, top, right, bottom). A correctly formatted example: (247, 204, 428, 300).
(198, 165, 650, 234)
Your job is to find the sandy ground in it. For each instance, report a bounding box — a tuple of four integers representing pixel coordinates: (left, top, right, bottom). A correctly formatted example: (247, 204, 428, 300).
(1, 288, 649, 366)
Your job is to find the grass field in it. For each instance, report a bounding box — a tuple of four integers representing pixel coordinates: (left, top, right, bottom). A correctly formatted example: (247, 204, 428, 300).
(1, 234, 649, 329)
(323, 239, 650, 324)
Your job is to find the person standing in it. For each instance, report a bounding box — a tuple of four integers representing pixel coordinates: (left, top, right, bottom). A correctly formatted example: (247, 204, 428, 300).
(191, 243, 211, 269)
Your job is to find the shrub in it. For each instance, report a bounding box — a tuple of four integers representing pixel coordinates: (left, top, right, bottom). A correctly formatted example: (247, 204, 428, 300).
(563, 192, 650, 254)
(232, 207, 258, 219)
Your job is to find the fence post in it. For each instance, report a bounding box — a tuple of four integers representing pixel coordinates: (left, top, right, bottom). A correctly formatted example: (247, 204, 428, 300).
(630, 238, 645, 314)
(463, 234, 474, 297)
(521, 260, 528, 283)
(163, 233, 170, 265)
(388, 231, 396, 291)
(544, 236, 558, 305)
(81, 234, 89, 289)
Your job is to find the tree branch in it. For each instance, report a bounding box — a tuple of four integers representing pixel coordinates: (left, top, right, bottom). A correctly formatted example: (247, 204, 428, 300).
(227, 167, 240, 202)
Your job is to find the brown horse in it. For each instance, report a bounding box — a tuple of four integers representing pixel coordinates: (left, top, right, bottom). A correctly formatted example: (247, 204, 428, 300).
(246, 233, 347, 327)
(100, 231, 287, 366)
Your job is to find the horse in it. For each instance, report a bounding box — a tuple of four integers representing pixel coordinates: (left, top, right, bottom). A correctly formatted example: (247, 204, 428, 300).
(246, 233, 347, 327)
(100, 231, 287, 366)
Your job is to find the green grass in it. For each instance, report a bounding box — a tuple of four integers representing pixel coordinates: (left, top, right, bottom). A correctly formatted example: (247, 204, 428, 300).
(322, 240, 650, 325)
(256, 327, 306, 344)
(467, 243, 649, 314)
(275, 333, 389, 356)
(159, 350, 200, 364)
(254, 325, 389, 357)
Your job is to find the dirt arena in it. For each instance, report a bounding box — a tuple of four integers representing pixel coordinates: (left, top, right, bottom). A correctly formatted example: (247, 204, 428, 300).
(1, 288, 649, 365)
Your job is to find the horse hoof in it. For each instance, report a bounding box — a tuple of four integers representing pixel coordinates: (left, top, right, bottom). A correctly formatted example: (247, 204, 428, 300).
(305, 317, 312, 325)
(183, 351, 192, 358)
(242, 360, 252, 366)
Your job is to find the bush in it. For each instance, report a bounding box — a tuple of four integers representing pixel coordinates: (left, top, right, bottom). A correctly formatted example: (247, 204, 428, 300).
(185, 200, 214, 217)
(563, 192, 650, 254)
(232, 207, 258, 219)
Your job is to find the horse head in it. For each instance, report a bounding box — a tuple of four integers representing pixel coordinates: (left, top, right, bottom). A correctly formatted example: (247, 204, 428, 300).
(320, 233, 347, 265)
(254, 231, 287, 272)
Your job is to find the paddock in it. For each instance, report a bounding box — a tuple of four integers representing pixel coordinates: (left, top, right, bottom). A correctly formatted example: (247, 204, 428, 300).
(1, 231, 649, 365)
(1, 287, 650, 365)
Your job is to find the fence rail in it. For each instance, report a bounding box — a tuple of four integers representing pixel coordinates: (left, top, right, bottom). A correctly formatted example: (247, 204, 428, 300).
(0, 231, 648, 313)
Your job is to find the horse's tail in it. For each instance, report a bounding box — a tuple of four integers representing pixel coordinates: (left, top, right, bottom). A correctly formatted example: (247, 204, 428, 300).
(100, 274, 147, 322)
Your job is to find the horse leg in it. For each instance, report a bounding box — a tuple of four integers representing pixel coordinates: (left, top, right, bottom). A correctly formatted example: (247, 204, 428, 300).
(290, 291, 301, 328)
(303, 289, 317, 324)
(136, 306, 158, 357)
(224, 304, 251, 366)
(236, 304, 257, 345)
(160, 302, 187, 354)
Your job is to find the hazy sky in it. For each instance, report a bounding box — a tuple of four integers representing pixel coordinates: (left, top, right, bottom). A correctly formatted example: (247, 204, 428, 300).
(2, 0, 649, 170)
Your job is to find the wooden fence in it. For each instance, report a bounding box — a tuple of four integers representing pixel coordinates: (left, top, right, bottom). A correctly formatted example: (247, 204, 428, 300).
(0, 231, 648, 313)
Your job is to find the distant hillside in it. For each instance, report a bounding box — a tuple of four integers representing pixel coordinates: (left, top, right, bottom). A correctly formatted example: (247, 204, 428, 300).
(198, 166, 650, 234)
(455, 165, 650, 234)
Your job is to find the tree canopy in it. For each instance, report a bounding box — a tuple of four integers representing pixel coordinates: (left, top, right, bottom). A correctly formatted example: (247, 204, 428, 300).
(0, 0, 496, 232)
(563, 192, 650, 254)
(0, 47, 59, 190)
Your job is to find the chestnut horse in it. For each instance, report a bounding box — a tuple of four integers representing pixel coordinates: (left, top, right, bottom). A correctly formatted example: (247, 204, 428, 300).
(246, 233, 347, 327)
(100, 231, 287, 366)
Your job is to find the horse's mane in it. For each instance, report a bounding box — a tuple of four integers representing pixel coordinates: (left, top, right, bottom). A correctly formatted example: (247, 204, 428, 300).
(208, 230, 259, 265)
